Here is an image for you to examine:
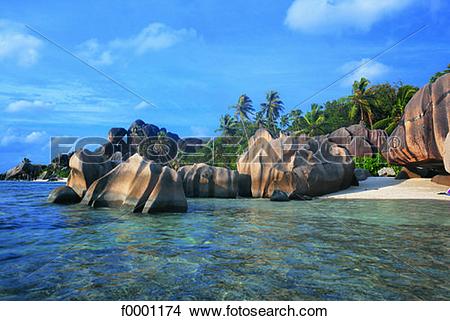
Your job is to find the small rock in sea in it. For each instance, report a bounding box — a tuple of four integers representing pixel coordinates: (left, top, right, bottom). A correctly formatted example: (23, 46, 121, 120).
(48, 186, 81, 204)
(270, 190, 290, 202)
(378, 167, 396, 177)
(354, 168, 371, 181)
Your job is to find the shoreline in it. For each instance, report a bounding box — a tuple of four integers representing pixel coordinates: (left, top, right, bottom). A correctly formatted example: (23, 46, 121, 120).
(321, 177, 449, 201)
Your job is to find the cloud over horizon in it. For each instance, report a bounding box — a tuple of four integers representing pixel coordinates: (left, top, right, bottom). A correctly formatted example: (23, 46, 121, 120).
(285, 0, 414, 34)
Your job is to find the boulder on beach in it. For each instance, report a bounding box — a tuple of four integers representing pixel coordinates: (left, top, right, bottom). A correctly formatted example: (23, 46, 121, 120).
(395, 167, 422, 180)
(237, 129, 354, 198)
(48, 186, 81, 204)
(385, 74, 449, 173)
(431, 175, 450, 187)
(66, 149, 115, 198)
(178, 163, 239, 198)
(354, 168, 371, 181)
(82, 154, 187, 213)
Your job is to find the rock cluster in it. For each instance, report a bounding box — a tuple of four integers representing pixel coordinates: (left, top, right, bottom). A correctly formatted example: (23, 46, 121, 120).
(328, 123, 387, 157)
(237, 129, 355, 198)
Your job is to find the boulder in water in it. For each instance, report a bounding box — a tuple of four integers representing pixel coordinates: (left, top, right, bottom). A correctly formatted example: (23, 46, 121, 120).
(178, 163, 239, 198)
(48, 186, 81, 204)
(82, 154, 187, 213)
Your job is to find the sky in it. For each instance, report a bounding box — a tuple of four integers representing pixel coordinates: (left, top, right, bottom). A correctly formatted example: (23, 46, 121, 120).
(0, 0, 449, 171)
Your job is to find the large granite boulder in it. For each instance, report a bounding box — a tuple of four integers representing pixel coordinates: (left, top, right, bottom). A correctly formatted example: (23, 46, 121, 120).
(82, 154, 187, 213)
(48, 186, 81, 204)
(66, 149, 114, 198)
(237, 129, 354, 198)
(178, 163, 239, 198)
(328, 122, 388, 157)
(385, 74, 449, 173)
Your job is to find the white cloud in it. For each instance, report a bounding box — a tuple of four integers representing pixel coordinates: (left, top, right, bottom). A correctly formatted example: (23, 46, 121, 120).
(285, 0, 414, 33)
(339, 58, 390, 86)
(24, 131, 47, 143)
(6, 99, 53, 112)
(76, 23, 196, 66)
(0, 129, 47, 146)
(0, 20, 43, 66)
(110, 23, 196, 54)
(76, 39, 114, 66)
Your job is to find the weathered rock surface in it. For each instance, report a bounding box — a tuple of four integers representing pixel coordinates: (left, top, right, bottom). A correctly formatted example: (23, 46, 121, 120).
(385, 74, 449, 172)
(82, 154, 187, 213)
(48, 186, 81, 204)
(178, 163, 239, 198)
(237, 129, 354, 198)
(66, 149, 114, 198)
(328, 123, 387, 157)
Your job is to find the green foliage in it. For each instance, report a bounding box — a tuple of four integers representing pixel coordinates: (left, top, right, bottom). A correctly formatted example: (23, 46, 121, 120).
(354, 153, 401, 176)
(429, 63, 450, 83)
(54, 167, 70, 178)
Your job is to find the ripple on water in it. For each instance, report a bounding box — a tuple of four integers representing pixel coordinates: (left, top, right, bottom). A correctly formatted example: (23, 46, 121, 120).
(0, 181, 449, 300)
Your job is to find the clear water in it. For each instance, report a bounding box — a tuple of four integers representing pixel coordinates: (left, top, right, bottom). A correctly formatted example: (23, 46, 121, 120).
(0, 181, 448, 300)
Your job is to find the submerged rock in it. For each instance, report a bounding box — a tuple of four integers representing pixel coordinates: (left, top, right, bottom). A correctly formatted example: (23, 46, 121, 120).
(48, 186, 81, 204)
(82, 154, 187, 213)
(237, 129, 354, 198)
(178, 163, 239, 198)
(385, 74, 449, 174)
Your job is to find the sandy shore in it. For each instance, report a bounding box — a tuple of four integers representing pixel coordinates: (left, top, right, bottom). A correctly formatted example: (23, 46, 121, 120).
(33, 178, 68, 183)
(322, 177, 450, 201)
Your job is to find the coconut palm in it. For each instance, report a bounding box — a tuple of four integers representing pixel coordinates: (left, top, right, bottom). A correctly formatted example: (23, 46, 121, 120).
(260, 90, 284, 135)
(297, 104, 325, 136)
(280, 115, 290, 131)
(373, 85, 418, 134)
(232, 94, 254, 140)
(218, 114, 238, 136)
(349, 77, 376, 128)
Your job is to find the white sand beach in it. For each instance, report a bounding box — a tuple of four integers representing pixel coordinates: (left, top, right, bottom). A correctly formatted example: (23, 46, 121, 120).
(322, 177, 450, 201)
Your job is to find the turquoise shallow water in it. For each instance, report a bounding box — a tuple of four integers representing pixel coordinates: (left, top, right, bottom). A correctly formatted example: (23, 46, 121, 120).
(0, 181, 448, 300)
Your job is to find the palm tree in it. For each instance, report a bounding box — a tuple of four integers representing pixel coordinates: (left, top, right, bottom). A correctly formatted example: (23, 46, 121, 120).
(373, 85, 418, 134)
(254, 111, 266, 129)
(232, 94, 254, 141)
(280, 115, 290, 131)
(218, 114, 238, 136)
(298, 104, 325, 136)
(349, 77, 376, 128)
(260, 90, 284, 135)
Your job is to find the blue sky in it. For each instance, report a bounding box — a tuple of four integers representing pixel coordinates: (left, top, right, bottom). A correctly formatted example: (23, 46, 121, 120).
(0, 0, 449, 171)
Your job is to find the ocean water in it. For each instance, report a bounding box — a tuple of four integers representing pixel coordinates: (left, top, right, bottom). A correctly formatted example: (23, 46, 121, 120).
(0, 181, 448, 300)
